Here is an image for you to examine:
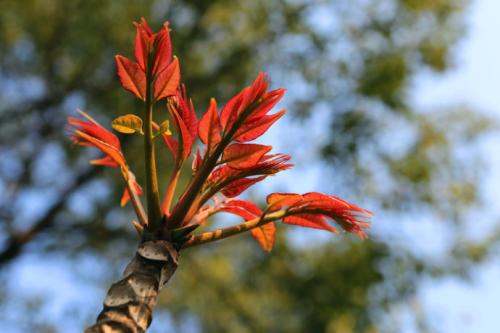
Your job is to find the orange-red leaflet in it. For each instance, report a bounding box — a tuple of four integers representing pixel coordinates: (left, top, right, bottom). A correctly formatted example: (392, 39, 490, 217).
(222, 143, 272, 170)
(219, 199, 276, 252)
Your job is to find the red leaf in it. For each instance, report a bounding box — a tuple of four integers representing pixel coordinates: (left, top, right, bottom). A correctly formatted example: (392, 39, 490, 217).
(250, 222, 276, 252)
(247, 72, 269, 101)
(222, 143, 272, 169)
(152, 22, 172, 75)
(90, 156, 117, 167)
(220, 87, 250, 131)
(68, 113, 120, 149)
(221, 175, 267, 198)
(133, 18, 154, 71)
(133, 18, 173, 77)
(303, 192, 348, 205)
(206, 154, 291, 198)
(283, 214, 337, 233)
(153, 121, 178, 159)
(220, 73, 268, 131)
(192, 148, 203, 172)
(299, 192, 372, 217)
(177, 85, 199, 141)
(120, 178, 143, 207)
(154, 57, 180, 101)
(247, 153, 293, 175)
(199, 98, 222, 151)
(218, 199, 275, 252)
(219, 199, 262, 219)
(75, 131, 126, 169)
(115, 55, 146, 100)
(234, 109, 286, 142)
(68, 112, 126, 169)
(300, 193, 372, 239)
(248, 88, 286, 119)
(168, 102, 192, 161)
(206, 165, 231, 183)
(266, 191, 372, 238)
(266, 192, 302, 211)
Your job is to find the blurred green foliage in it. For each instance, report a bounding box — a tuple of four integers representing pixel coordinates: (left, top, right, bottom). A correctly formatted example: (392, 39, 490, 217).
(0, 0, 497, 332)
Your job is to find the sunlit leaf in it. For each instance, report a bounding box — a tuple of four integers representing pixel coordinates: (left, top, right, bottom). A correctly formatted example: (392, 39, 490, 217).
(234, 109, 286, 142)
(115, 55, 146, 100)
(177, 85, 199, 141)
(133, 18, 153, 71)
(221, 176, 267, 198)
(266, 192, 302, 211)
(199, 98, 221, 152)
(219, 199, 262, 219)
(218, 199, 275, 252)
(154, 57, 180, 101)
(250, 222, 276, 252)
(152, 22, 173, 75)
(283, 214, 337, 233)
(112, 114, 144, 135)
(222, 143, 272, 169)
(168, 101, 192, 162)
(266, 191, 372, 238)
(74, 130, 126, 169)
(154, 120, 172, 138)
(220, 73, 268, 131)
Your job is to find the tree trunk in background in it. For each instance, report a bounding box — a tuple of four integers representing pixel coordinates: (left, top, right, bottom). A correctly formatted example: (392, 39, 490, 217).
(85, 240, 179, 333)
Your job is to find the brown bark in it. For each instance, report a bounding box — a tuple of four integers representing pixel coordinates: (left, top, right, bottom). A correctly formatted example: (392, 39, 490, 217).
(85, 240, 179, 333)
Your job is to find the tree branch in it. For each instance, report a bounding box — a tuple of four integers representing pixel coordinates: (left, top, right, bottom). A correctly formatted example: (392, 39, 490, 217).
(182, 210, 286, 249)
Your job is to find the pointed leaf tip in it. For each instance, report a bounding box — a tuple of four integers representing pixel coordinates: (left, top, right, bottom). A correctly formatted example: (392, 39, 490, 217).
(199, 98, 221, 150)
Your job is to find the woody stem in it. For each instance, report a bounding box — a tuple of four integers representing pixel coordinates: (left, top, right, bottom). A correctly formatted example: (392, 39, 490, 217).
(182, 210, 286, 248)
(144, 58, 162, 233)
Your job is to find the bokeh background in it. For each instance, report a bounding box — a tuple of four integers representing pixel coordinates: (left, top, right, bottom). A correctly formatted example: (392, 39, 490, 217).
(0, 0, 499, 332)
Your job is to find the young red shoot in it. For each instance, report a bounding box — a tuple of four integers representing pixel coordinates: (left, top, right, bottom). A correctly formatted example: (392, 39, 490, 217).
(68, 17, 372, 251)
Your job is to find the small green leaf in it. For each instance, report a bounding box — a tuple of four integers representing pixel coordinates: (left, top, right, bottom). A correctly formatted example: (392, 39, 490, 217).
(112, 114, 144, 135)
(154, 120, 172, 138)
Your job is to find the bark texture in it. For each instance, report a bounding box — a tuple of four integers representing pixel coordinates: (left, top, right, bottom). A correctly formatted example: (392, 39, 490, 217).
(85, 240, 179, 333)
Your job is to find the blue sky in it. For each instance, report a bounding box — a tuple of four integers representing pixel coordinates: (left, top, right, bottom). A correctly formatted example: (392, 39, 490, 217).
(412, 0, 500, 331)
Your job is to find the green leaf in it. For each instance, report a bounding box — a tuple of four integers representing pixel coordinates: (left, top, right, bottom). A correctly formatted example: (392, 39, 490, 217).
(112, 114, 144, 135)
(154, 120, 172, 138)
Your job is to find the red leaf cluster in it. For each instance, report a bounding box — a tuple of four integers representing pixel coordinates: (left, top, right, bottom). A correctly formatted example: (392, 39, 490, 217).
(206, 153, 292, 198)
(116, 18, 180, 101)
(199, 75, 291, 196)
(67, 111, 142, 206)
(68, 18, 372, 252)
(164, 88, 199, 164)
(267, 192, 372, 238)
(220, 73, 286, 142)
